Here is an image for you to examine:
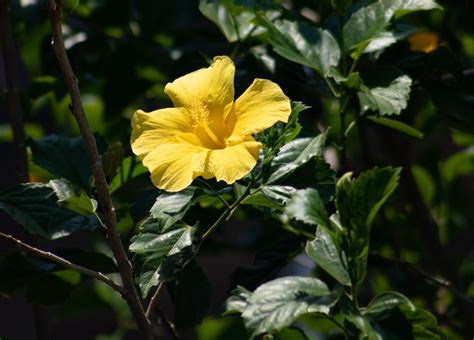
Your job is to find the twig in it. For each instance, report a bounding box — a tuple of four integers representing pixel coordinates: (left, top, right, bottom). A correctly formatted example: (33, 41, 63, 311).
(46, 1, 153, 338)
(0, 232, 125, 294)
(146, 282, 163, 318)
(371, 253, 474, 305)
(0, 0, 28, 183)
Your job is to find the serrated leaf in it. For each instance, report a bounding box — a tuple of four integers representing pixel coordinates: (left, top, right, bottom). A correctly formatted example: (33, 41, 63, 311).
(242, 185, 297, 209)
(366, 116, 423, 138)
(199, 0, 279, 42)
(363, 292, 415, 319)
(0, 180, 99, 239)
(150, 188, 195, 231)
(225, 286, 252, 313)
(28, 134, 106, 190)
(285, 188, 330, 227)
(358, 75, 412, 116)
(130, 217, 199, 297)
(268, 134, 326, 184)
(260, 17, 341, 76)
(230, 276, 341, 336)
(306, 226, 351, 286)
(172, 260, 212, 329)
(343, 0, 441, 57)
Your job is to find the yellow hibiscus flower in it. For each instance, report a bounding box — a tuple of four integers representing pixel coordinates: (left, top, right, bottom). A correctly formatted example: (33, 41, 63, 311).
(131, 56, 291, 192)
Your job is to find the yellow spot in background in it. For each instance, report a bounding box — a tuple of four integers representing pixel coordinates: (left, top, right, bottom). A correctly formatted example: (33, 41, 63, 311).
(409, 31, 441, 53)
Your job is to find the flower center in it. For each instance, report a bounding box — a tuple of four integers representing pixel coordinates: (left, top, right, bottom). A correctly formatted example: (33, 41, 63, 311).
(190, 102, 226, 149)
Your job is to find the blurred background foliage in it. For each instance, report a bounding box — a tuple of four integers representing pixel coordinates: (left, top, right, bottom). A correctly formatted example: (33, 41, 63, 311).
(0, 0, 473, 339)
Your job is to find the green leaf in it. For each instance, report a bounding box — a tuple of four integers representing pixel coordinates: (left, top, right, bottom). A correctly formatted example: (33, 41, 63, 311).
(229, 276, 341, 336)
(150, 188, 195, 230)
(306, 226, 351, 286)
(328, 67, 360, 89)
(336, 167, 401, 284)
(363, 292, 415, 319)
(225, 286, 252, 314)
(343, 0, 441, 57)
(358, 75, 412, 116)
(28, 134, 106, 190)
(268, 134, 326, 184)
(259, 17, 341, 76)
(441, 147, 474, 183)
(273, 327, 308, 340)
(363, 24, 416, 54)
(199, 0, 279, 42)
(49, 179, 97, 215)
(0, 181, 99, 239)
(242, 185, 297, 209)
(129, 217, 199, 297)
(172, 260, 212, 329)
(366, 116, 423, 139)
(101, 141, 124, 180)
(285, 188, 330, 227)
(339, 294, 381, 340)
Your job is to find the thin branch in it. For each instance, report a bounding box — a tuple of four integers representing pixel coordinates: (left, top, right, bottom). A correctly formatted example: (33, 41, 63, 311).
(371, 253, 474, 305)
(0, 0, 28, 183)
(46, 1, 153, 338)
(0, 232, 125, 294)
(146, 282, 163, 319)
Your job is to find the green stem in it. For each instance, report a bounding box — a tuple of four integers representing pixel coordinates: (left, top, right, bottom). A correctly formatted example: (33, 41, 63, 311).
(325, 77, 340, 98)
(201, 181, 253, 240)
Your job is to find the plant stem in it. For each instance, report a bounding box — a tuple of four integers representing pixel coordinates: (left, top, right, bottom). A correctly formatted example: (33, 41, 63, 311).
(145, 283, 179, 340)
(0, 0, 28, 183)
(338, 94, 351, 169)
(201, 181, 253, 240)
(0, 232, 125, 294)
(46, 1, 153, 338)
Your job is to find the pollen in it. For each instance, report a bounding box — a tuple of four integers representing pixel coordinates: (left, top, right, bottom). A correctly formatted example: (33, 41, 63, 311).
(190, 101, 211, 127)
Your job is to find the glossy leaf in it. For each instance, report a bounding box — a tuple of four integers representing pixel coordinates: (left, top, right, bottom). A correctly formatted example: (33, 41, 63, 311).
(306, 226, 351, 286)
(130, 217, 199, 297)
(28, 134, 106, 190)
(0, 181, 99, 239)
(242, 185, 297, 209)
(343, 0, 441, 57)
(227, 276, 341, 336)
(268, 134, 326, 184)
(260, 17, 341, 76)
(363, 292, 415, 319)
(285, 188, 330, 227)
(150, 188, 195, 230)
(358, 75, 412, 116)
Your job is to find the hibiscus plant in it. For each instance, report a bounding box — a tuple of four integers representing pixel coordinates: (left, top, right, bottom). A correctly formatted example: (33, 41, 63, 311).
(1, 0, 473, 339)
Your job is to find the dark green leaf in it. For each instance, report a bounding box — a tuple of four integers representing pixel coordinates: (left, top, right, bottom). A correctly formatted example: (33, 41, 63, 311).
(226, 286, 252, 314)
(199, 0, 279, 42)
(306, 226, 351, 286)
(260, 17, 341, 76)
(28, 134, 106, 190)
(229, 276, 341, 336)
(328, 67, 361, 89)
(366, 116, 423, 138)
(0, 181, 99, 239)
(363, 292, 415, 319)
(441, 147, 474, 183)
(285, 188, 330, 227)
(150, 188, 195, 230)
(242, 185, 296, 209)
(343, 0, 441, 57)
(273, 326, 308, 340)
(268, 135, 326, 184)
(130, 217, 199, 297)
(358, 75, 412, 116)
(173, 260, 212, 329)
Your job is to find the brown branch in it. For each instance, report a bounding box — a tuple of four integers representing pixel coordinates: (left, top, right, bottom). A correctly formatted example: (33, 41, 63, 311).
(0, 0, 28, 183)
(371, 253, 474, 306)
(46, 1, 153, 338)
(146, 283, 179, 340)
(0, 232, 125, 294)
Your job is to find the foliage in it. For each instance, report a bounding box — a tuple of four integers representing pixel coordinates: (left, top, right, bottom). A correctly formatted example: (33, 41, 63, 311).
(1, 0, 473, 339)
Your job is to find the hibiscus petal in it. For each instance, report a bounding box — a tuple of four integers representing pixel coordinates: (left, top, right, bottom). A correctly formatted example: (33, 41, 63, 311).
(164, 56, 235, 115)
(131, 108, 197, 159)
(194, 138, 261, 184)
(230, 79, 291, 140)
(142, 143, 207, 192)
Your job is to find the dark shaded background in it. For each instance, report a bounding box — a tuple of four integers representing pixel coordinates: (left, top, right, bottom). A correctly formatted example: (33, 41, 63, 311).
(1, 0, 474, 339)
